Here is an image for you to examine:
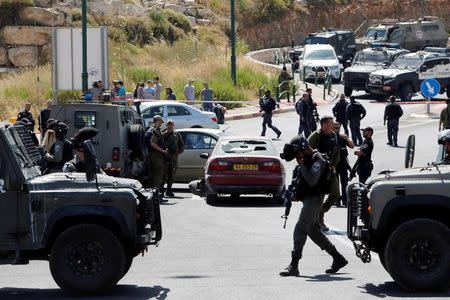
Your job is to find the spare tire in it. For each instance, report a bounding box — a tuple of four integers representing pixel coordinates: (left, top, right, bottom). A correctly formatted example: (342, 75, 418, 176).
(129, 124, 145, 161)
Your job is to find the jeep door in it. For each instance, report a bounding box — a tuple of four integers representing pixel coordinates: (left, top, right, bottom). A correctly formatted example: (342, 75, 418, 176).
(0, 152, 18, 250)
(419, 58, 450, 88)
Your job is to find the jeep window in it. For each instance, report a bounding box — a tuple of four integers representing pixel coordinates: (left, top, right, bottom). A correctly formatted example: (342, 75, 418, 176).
(167, 105, 191, 117)
(422, 25, 439, 32)
(74, 111, 96, 128)
(391, 56, 421, 69)
(390, 30, 403, 41)
(354, 51, 390, 65)
(364, 29, 387, 40)
(304, 49, 337, 60)
(305, 36, 328, 45)
(422, 59, 440, 71)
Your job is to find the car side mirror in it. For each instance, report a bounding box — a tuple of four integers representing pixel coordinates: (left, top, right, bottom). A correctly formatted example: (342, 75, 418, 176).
(200, 152, 209, 159)
(83, 140, 98, 182)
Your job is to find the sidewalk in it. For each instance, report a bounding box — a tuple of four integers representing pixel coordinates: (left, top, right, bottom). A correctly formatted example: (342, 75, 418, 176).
(225, 82, 338, 121)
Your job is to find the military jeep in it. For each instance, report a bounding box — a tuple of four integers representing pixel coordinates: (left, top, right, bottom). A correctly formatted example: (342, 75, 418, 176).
(347, 136, 449, 291)
(0, 124, 162, 294)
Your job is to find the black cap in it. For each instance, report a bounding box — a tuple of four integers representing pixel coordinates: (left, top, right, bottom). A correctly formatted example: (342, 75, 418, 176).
(361, 126, 374, 132)
(71, 127, 98, 148)
(389, 95, 396, 102)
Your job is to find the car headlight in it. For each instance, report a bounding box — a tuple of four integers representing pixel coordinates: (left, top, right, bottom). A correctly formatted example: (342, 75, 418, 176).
(369, 74, 382, 84)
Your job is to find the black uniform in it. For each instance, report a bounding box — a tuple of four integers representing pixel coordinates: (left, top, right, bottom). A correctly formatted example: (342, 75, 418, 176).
(336, 134, 351, 206)
(346, 101, 366, 145)
(38, 108, 51, 135)
(260, 95, 281, 138)
(357, 137, 374, 184)
(384, 102, 403, 146)
(17, 110, 35, 131)
(46, 138, 73, 171)
(332, 99, 349, 135)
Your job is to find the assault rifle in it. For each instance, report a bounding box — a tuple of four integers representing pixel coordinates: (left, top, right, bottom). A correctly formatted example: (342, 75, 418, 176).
(281, 166, 302, 228)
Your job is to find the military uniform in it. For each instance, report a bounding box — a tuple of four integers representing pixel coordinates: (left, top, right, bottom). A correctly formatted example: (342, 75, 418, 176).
(162, 128, 184, 196)
(384, 101, 403, 146)
(148, 125, 167, 189)
(336, 134, 351, 206)
(357, 136, 374, 184)
(332, 99, 349, 135)
(346, 100, 366, 145)
(278, 69, 291, 102)
(260, 94, 281, 138)
(46, 139, 73, 171)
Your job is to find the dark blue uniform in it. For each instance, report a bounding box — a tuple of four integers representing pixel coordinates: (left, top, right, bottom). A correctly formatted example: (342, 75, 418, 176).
(384, 102, 403, 146)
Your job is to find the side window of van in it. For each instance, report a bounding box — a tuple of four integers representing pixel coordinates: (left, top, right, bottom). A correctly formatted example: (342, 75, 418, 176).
(74, 111, 96, 128)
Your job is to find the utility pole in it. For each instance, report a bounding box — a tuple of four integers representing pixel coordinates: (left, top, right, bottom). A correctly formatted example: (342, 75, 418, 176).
(420, 0, 425, 18)
(81, 0, 88, 93)
(230, 0, 237, 86)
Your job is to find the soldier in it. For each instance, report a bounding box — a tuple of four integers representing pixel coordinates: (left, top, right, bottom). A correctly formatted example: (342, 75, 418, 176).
(352, 126, 374, 184)
(162, 119, 184, 197)
(384, 95, 403, 147)
(279, 135, 348, 277)
(63, 127, 101, 173)
(148, 115, 168, 200)
(438, 99, 450, 131)
(437, 130, 450, 164)
(295, 93, 313, 138)
(38, 100, 52, 140)
(278, 66, 292, 102)
(306, 88, 319, 133)
(333, 121, 354, 207)
(332, 94, 349, 135)
(308, 116, 340, 231)
(17, 102, 36, 132)
(346, 96, 366, 145)
(45, 122, 73, 172)
(260, 90, 282, 138)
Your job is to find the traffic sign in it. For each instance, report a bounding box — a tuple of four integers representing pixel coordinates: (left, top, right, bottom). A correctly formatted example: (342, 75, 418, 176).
(420, 78, 440, 98)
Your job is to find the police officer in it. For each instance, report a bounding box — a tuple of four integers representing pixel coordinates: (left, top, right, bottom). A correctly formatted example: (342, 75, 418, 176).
(279, 135, 348, 277)
(148, 115, 168, 200)
(346, 96, 366, 145)
(45, 122, 73, 172)
(353, 126, 374, 184)
(162, 119, 184, 197)
(332, 94, 349, 135)
(306, 88, 319, 132)
(308, 116, 340, 231)
(333, 121, 354, 207)
(437, 130, 450, 164)
(63, 127, 100, 173)
(17, 102, 36, 131)
(384, 95, 403, 147)
(260, 90, 282, 138)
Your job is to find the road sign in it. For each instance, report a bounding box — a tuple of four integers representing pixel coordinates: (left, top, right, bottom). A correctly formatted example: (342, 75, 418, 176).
(420, 78, 440, 98)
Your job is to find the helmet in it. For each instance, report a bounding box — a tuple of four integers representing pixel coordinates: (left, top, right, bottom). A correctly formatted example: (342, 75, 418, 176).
(54, 121, 68, 138)
(280, 135, 309, 161)
(71, 127, 98, 149)
(437, 129, 450, 145)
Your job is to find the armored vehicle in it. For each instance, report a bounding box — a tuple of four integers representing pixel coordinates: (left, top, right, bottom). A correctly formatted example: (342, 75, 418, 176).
(304, 30, 356, 63)
(367, 51, 450, 101)
(347, 135, 449, 291)
(342, 46, 409, 96)
(0, 124, 162, 294)
(356, 17, 448, 52)
(51, 103, 146, 179)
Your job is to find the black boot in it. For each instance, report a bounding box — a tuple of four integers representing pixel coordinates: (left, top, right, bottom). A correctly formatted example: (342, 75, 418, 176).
(279, 251, 301, 277)
(325, 246, 348, 273)
(165, 184, 174, 197)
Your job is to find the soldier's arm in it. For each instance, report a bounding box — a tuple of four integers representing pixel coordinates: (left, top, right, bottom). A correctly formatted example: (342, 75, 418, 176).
(307, 131, 319, 149)
(361, 105, 366, 119)
(45, 142, 63, 162)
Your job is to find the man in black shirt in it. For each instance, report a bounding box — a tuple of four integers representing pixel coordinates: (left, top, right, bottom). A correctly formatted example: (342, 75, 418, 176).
(332, 94, 349, 135)
(346, 96, 366, 145)
(384, 96, 403, 147)
(17, 102, 35, 132)
(38, 100, 52, 140)
(354, 126, 374, 184)
(260, 90, 282, 138)
(333, 121, 354, 207)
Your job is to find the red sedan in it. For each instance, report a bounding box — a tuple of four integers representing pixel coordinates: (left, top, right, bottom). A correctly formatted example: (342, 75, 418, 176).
(204, 136, 286, 204)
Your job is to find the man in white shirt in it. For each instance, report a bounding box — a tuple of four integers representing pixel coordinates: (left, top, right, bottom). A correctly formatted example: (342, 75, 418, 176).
(183, 79, 195, 105)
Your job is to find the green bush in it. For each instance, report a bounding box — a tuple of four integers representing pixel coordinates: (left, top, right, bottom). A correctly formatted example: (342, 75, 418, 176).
(125, 67, 158, 84)
(238, 0, 294, 23)
(2, 86, 30, 100)
(57, 90, 82, 103)
(0, 0, 33, 27)
(163, 9, 192, 34)
(121, 17, 155, 47)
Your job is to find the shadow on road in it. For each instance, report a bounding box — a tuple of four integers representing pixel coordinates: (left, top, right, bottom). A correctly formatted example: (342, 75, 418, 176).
(300, 273, 354, 282)
(359, 282, 450, 298)
(0, 284, 170, 300)
(209, 196, 283, 208)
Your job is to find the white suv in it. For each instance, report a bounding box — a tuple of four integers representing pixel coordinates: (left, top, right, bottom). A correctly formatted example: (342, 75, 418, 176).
(299, 44, 341, 81)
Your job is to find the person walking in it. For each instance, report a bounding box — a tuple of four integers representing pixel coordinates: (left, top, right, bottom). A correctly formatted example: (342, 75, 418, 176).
(308, 115, 340, 231)
(352, 126, 374, 184)
(117, 80, 126, 97)
(153, 76, 162, 100)
(279, 135, 348, 277)
(384, 95, 403, 147)
(278, 66, 292, 102)
(295, 93, 313, 138)
(346, 96, 366, 145)
(332, 94, 349, 135)
(438, 99, 450, 131)
(17, 102, 35, 132)
(183, 79, 196, 105)
(38, 100, 52, 141)
(201, 81, 214, 111)
(147, 115, 168, 202)
(260, 90, 282, 138)
(162, 120, 184, 197)
(333, 121, 354, 207)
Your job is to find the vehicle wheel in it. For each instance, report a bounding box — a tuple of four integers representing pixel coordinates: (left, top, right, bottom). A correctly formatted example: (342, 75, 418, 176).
(129, 124, 145, 161)
(446, 85, 450, 98)
(49, 224, 125, 295)
(344, 86, 352, 97)
(400, 85, 413, 102)
(378, 251, 389, 273)
(384, 218, 450, 291)
(206, 192, 217, 205)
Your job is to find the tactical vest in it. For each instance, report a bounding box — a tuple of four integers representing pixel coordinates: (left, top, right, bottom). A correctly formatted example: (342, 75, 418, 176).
(317, 131, 337, 159)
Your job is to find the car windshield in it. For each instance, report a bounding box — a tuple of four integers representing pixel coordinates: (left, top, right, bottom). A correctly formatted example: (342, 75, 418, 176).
(305, 36, 328, 45)
(354, 51, 390, 64)
(364, 29, 387, 39)
(304, 49, 336, 60)
(216, 140, 276, 155)
(391, 56, 421, 69)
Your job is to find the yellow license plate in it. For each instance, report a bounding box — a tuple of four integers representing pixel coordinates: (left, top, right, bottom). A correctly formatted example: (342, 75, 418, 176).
(233, 164, 258, 171)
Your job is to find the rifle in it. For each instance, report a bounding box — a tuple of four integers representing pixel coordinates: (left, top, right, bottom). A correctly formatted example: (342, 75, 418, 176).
(349, 157, 361, 180)
(281, 167, 302, 228)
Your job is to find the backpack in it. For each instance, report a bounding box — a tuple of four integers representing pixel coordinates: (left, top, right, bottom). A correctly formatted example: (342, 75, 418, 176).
(260, 97, 276, 112)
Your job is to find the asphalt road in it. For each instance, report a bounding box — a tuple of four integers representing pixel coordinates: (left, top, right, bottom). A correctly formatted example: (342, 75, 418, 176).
(0, 98, 449, 299)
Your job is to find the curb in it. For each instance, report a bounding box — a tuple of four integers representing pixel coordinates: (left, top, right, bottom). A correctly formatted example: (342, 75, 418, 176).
(225, 106, 296, 121)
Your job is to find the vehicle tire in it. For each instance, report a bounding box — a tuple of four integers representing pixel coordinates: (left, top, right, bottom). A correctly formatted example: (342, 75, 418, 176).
(446, 85, 450, 98)
(378, 251, 389, 274)
(344, 86, 353, 97)
(129, 124, 145, 161)
(49, 224, 126, 295)
(384, 218, 450, 291)
(400, 85, 413, 102)
(206, 192, 217, 205)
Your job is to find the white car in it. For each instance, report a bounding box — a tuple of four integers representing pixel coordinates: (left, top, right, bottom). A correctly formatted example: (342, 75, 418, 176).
(139, 101, 219, 129)
(299, 44, 341, 81)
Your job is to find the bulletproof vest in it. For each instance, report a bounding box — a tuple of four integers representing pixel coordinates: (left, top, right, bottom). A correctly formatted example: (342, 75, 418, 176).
(318, 131, 337, 159)
(149, 127, 166, 151)
(297, 152, 330, 196)
(48, 139, 73, 170)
